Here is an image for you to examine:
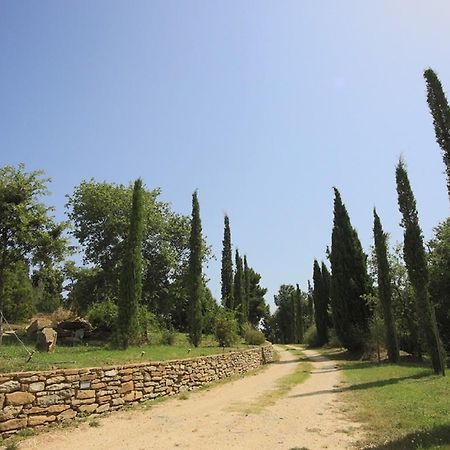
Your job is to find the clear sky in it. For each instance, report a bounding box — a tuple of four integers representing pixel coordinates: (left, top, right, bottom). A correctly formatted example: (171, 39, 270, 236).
(1, 1, 450, 310)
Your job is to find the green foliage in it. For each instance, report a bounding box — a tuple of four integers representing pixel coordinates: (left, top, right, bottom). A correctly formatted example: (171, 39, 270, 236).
(330, 188, 371, 351)
(373, 209, 400, 363)
(424, 68, 450, 199)
(214, 308, 239, 347)
(428, 218, 450, 351)
(221, 215, 234, 309)
(312, 260, 329, 346)
(187, 191, 203, 347)
(0, 164, 68, 343)
(247, 267, 268, 327)
(233, 249, 244, 328)
(87, 300, 118, 332)
(304, 324, 320, 348)
(396, 159, 445, 375)
(242, 255, 250, 325)
(32, 265, 64, 313)
(242, 323, 265, 345)
(117, 179, 145, 348)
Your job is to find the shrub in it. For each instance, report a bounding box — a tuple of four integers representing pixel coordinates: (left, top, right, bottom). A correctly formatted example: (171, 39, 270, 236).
(160, 328, 176, 345)
(214, 308, 239, 347)
(243, 324, 266, 345)
(87, 300, 118, 332)
(304, 324, 321, 347)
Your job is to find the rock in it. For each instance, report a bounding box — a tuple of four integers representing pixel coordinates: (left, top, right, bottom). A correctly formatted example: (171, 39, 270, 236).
(57, 409, 77, 421)
(46, 376, 65, 385)
(0, 418, 27, 432)
(0, 380, 20, 393)
(47, 404, 70, 414)
(6, 391, 35, 406)
(28, 415, 55, 426)
(78, 403, 98, 413)
(29, 382, 45, 393)
(76, 389, 95, 399)
(56, 318, 93, 344)
(36, 327, 57, 352)
(0, 393, 4, 408)
(119, 381, 133, 394)
(104, 369, 118, 377)
(96, 404, 110, 413)
(0, 406, 22, 421)
(26, 318, 53, 340)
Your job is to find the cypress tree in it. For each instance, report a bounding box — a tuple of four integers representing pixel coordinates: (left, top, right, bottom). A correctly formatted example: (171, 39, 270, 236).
(242, 255, 250, 324)
(187, 191, 203, 347)
(373, 209, 400, 363)
(395, 159, 445, 374)
(330, 188, 371, 351)
(295, 284, 304, 343)
(321, 262, 332, 329)
(424, 69, 450, 198)
(221, 215, 234, 309)
(117, 178, 145, 349)
(233, 250, 244, 328)
(313, 260, 329, 346)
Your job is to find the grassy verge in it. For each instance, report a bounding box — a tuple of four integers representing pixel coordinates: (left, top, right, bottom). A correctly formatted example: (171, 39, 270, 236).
(228, 347, 312, 414)
(0, 333, 253, 373)
(329, 350, 450, 450)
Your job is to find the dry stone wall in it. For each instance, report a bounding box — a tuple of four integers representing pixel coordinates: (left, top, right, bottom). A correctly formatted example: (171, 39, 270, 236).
(0, 344, 273, 436)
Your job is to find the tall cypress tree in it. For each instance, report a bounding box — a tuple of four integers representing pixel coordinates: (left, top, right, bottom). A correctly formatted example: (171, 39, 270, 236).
(233, 249, 244, 328)
(424, 69, 450, 198)
(373, 209, 400, 363)
(187, 191, 203, 347)
(395, 159, 445, 374)
(221, 215, 234, 309)
(242, 255, 250, 324)
(117, 178, 144, 349)
(330, 188, 371, 351)
(321, 262, 332, 329)
(295, 284, 304, 343)
(313, 260, 329, 346)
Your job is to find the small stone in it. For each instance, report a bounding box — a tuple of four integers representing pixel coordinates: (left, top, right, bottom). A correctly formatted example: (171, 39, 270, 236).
(78, 403, 98, 413)
(48, 404, 70, 414)
(80, 380, 91, 389)
(104, 369, 118, 377)
(0, 380, 20, 393)
(29, 382, 45, 393)
(0, 418, 27, 432)
(46, 376, 65, 385)
(57, 409, 77, 421)
(28, 415, 55, 426)
(76, 389, 95, 399)
(96, 404, 110, 413)
(119, 381, 133, 394)
(47, 383, 72, 391)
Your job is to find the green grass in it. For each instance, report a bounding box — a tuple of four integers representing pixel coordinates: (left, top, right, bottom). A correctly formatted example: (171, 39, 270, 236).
(334, 353, 450, 450)
(0, 333, 252, 373)
(228, 348, 312, 414)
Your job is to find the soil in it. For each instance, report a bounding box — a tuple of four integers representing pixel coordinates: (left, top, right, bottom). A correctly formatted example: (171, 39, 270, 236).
(18, 346, 363, 450)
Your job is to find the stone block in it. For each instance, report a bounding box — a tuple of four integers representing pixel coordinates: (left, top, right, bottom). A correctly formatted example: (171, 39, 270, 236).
(0, 418, 27, 432)
(47, 383, 72, 391)
(6, 391, 35, 406)
(0, 406, 22, 421)
(79, 381, 91, 389)
(28, 415, 56, 426)
(119, 381, 133, 394)
(29, 382, 45, 393)
(96, 404, 110, 413)
(78, 403, 98, 413)
(76, 389, 95, 399)
(57, 409, 77, 421)
(0, 381, 20, 393)
(104, 369, 118, 377)
(48, 404, 70, 414)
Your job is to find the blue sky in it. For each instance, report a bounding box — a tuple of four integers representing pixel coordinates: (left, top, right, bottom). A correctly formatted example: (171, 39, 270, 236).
(1, 1, 449, 309)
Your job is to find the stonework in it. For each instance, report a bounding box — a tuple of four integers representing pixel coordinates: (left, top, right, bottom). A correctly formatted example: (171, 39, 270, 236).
(0, 344, 273, 436)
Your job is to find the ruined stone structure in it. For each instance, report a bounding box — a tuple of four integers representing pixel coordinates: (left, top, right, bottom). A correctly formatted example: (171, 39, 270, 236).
(0, 344, 273, 435)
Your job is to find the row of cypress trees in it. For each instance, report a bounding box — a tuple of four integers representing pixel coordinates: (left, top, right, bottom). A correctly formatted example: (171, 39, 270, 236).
(311, 69, 448, 375)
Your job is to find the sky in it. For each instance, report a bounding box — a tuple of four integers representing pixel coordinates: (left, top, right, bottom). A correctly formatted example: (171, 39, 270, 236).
(1, 1, 450, 310)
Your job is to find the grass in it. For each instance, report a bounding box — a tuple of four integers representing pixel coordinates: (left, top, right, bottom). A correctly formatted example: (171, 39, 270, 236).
(228, 347, 312, 414)
(0, 333, 254, 373)
(328, 350, 450, 450)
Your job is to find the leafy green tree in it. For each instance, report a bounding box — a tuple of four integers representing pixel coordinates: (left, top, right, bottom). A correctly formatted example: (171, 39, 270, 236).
(373, 209, 400, 363)
(330, 188, 371, 351)
(187, 191, 203, 347)
(0, 164, 67, 344)
(424, 69, 450, 198)
(295, 284, 305, 343)
(313, 260, 329, 346)
(273, 284, 296, 343)
(428, 218, 450, 351)
(247, 267, 268, 327)
(242, 255, 250, 324)
(32, 265, 64, 313)
(233, 249, 244, 328)
(66, 180, 194, 325)
(221, 215, 234, 309)
(117, 179, 145, 348)
(396, 159, 445, 374)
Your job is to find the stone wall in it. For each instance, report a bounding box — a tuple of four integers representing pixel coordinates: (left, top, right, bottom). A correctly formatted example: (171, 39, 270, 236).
(0, 344, 273, 436)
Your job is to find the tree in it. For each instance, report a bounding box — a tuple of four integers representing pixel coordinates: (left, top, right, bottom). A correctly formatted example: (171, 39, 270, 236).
(424, 69, 450, 198)
(396, 159, 445, 375)
(0, 164, 67, 344)
(321, 262, 332, 329)
(247, 267, 268, 327)
(66, 180, 194, 326)
(233, 249, 244, 328)
(187, 191, 203, 347)
(295, 284, 305, 343)
(242, 255, 250, 325)
(330, 188, 371, 351)
(373, 209, 400, 363)
(313, 260, 329, 346)
(273, 284, 296, 343)
(221, 215, 234, 309)
(428, 218, 450, 351)
(117, 179, 145, 348)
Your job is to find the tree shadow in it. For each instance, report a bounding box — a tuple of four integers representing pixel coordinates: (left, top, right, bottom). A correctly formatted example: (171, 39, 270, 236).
(366, 424, 450, 449)
(289, 371, 431, 399)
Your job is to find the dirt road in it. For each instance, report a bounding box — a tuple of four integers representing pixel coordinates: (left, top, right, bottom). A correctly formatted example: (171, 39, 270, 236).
(19, 346, 362, 450)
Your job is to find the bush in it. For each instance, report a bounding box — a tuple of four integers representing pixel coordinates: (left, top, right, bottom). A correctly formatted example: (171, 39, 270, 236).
(87, 300, 118, 332)
(214, 308, 239, 347)
(304, 324, 321, 347)
(243, 324, 266, 345)
(160, 328, 176, 345)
